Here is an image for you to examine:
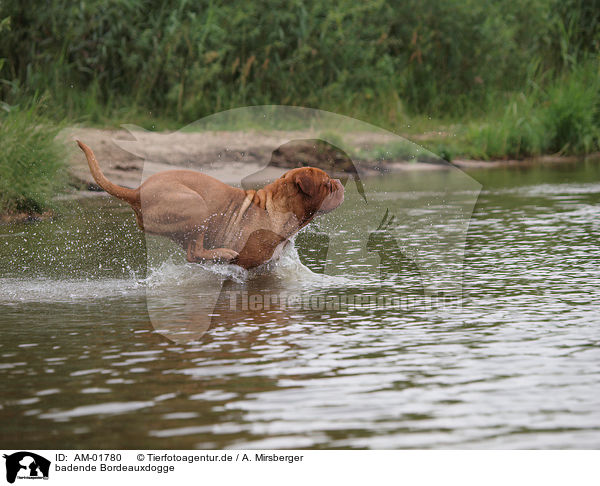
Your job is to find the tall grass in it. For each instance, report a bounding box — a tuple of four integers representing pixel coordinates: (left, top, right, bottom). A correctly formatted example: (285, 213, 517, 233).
(465, 62, 600, 159)
(0, 0, 599, 174)
(544, 64, 600, 153)
(0, 102, 67, 215)
(1, 0, 598, 127)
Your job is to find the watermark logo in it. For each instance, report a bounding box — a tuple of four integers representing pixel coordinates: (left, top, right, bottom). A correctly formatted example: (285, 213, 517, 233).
(3, 452, 50, 483)
(113, 106, 481, 342)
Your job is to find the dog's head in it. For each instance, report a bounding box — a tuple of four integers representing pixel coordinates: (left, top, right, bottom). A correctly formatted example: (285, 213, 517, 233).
(269, 166, 345, 222)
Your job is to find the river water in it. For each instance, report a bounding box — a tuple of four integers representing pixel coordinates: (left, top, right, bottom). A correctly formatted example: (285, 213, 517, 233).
(1, 160, 599, 449)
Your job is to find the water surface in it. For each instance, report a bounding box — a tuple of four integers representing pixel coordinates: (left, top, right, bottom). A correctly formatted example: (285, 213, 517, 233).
(1, 161, 599, 449)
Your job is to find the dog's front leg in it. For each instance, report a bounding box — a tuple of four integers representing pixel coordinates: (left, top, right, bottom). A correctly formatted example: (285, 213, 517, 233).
(186, 232, 239, 263)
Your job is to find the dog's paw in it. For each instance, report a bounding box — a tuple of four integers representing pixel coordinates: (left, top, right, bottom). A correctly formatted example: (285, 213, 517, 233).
(212, 248, 239, 263)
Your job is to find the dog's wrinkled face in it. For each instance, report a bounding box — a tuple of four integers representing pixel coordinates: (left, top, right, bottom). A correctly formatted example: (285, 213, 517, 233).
(272, 167, 344, 222)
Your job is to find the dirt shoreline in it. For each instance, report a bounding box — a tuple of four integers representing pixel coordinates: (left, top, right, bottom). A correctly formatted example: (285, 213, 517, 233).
(61, 127, 600, 190)
(3, 127, 595, 224)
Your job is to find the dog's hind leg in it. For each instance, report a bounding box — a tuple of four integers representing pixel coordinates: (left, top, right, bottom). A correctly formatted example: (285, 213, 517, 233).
(139, 184, 238, 263)
(186, 233, 239, 263)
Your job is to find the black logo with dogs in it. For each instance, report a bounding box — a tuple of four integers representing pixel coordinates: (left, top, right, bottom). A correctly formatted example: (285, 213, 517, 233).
(3, 452, 50, 483)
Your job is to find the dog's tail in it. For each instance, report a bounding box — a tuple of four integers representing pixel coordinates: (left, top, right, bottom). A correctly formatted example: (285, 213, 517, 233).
(76, 140, 141, 207)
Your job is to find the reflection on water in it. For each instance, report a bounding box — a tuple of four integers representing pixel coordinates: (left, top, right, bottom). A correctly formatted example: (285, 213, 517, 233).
(1, 161, 600, 449)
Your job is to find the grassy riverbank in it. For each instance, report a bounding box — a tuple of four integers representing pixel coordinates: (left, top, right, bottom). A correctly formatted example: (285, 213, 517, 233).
(422, 62, 600, 161)
(0, 103, 68, 219)
(0, 0, 599, 215)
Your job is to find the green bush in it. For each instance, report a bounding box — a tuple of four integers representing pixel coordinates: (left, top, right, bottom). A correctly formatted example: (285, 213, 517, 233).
(1, 0, 598, 126)
(465, 62, 600, 159)
(0, 102, 67, 214)
(542, 64, 600, 153)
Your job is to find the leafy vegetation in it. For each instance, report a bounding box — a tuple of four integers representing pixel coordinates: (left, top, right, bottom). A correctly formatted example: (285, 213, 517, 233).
(0, 0, 599, 214)
(1, 0, 598, 126)
(0, 102, 67, 215)
(463, 62, 600, 159)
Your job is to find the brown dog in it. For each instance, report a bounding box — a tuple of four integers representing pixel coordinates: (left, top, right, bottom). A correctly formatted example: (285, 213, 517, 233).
(77, 141, 344, 269)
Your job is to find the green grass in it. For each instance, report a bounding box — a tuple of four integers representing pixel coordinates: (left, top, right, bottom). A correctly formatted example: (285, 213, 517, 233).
(0, 102, 68, 215)
(544, 64, 600, 153)
(462, 62, 600, 159)
(1, 0, 598, 126)
(0, 0, 598, 218)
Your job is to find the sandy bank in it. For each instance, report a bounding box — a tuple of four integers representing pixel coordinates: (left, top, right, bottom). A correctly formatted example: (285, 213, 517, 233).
(62, 127, 598, 190)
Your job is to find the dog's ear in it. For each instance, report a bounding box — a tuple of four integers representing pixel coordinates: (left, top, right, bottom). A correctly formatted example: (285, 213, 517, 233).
(294, 170, 318, 196)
